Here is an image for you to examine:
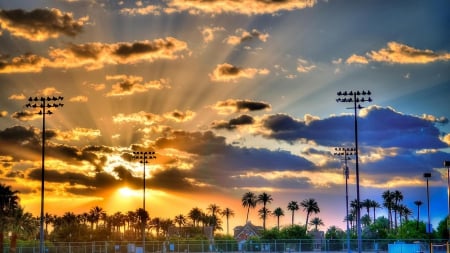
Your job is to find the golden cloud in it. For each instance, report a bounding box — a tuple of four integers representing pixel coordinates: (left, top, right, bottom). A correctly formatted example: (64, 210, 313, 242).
(0, 38, 189, 74)
(0, 8, 87, 41)
(163, 110, 196, 122)
(209, 63, 269, 82)
(346, 42, 450, 65)
(167, 0, 317, 15)
(105, 75, 170, 97)
(225, 29, 269, 45)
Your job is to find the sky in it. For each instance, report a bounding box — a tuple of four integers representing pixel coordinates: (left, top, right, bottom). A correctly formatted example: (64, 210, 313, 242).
(0, 0, 449, 233)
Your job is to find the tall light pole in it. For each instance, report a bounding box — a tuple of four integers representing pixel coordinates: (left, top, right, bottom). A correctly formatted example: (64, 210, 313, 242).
(334, 147, 355, 253)
(25, 96, 64, 253)
(424, 172, 432, 233)
(336, 90, 372, 253)
(132, 151, 156, 253)
(445, 160, 450, 242)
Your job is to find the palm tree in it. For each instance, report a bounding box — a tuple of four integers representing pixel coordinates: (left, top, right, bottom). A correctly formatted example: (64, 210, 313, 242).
(241, 192, 257, 223)
(361, 199, 372, 217)
(0, 184, 20, 253)
(257, 192, 273, 230)
(207, 204, 221, 233)
(301, 198, 320, 232)
(89, 206, 106, 230)
(134, 208, 149, 239)
(393, 190, 403, 228)
(414, 200, 423, 229)
(369, 200, 381, 221)
(382, 190, 394, 229)
(258, 207, 271, 229)
(174, 214, 186, 228)
(188, 207, 203, 227)
(287, 201, 299, 226)
(309, 217, 324, 231)
(221, 208, 235, 235)
(9, 207, 38, 253)
(272, 207, 284, 230)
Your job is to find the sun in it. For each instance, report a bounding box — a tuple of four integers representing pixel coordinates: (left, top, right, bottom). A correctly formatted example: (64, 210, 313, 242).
(118, 187, 139, 197)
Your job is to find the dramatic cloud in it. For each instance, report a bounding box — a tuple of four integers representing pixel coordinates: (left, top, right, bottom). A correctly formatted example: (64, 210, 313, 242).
(0, 38, 189, 73)
(105, 75, 169, 96)
(166, 0, 317, 15)
(256, 106, 449, 149)
(212, 114, 255, 130)
(0, 8, 88, 41)
(346, 42, 450, 65)
(211, 99, 271, 115)
(209, 63, 269, 82)
(163, 110, 196, 122)
(113, 111, 163, 126)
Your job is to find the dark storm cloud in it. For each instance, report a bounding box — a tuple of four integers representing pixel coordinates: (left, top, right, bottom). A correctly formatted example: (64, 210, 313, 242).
(149, 168, 194, 190)
(0, 126, 41, 159)
(155, 130, 227, 155)
(236, 100, 271, 111)
(362, 149, 450, 181)
(212, 114, 255, 130)
(154, 130, 315, 190)
(0, 8, 87, 41)
(259, 106, 448, 149)
(212, 99, 271, 114)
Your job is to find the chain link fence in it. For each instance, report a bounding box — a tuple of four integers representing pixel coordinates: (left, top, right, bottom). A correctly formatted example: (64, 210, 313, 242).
(2, 239, 448, 253)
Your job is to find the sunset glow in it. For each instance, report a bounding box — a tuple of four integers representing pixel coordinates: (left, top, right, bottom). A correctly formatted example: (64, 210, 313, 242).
(0, 0, 449, 233)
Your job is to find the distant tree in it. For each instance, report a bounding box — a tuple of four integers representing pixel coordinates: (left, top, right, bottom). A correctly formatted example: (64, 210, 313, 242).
(300, 198, 320, 232)
(309, 217, 324, 231)
(325, 226, 345, 239)
(369, 200, 381, 221)
(258, 207, 271, 230)
(436, 216, 449, 240)
(207, 203, 221, 230)
(8, 207, 38, 253)
(392, 190, 403, 228)
(361, 214, 371, 228)
(175, 214, 187, 228)
(89, 206, 106, 230)
(414, 200, 423, 229)
(0, 184, 20, 253)
(382, 190, 394, 229)
(221, 208, 235, 235)
(188, 207, 203, 227)
(361, 199, 372, 217)
(242, 192, 257, 223)
(257, 192, 273, 230)
(272, 207, 285, 230)
(287, 201, 299, 226)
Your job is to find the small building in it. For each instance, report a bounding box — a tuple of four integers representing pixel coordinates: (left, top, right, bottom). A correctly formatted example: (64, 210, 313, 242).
(233, 221, 264, 241)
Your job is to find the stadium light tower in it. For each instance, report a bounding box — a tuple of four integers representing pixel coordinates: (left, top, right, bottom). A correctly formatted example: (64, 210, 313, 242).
(423, 172, 432, 233)
(334, 147, 355, 253)
(445, 160, 450, 241)
(25, 96, 64, 253)
(336, 90, 372, 253)
(132, 151, 156, 253)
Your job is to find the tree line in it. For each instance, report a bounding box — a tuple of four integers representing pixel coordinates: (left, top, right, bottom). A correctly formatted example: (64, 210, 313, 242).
(2, 183, 450, 253)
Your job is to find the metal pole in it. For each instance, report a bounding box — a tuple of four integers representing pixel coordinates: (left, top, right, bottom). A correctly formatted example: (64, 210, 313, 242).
(40, 99, 45, 253)
(143, 158, 146, 253)
(344, 161, 351, 253)
(445, 161, 450, 243)
(25, 96, 64, 253)
(353, 94, 362, 253)
(336, 90, 372, 253)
